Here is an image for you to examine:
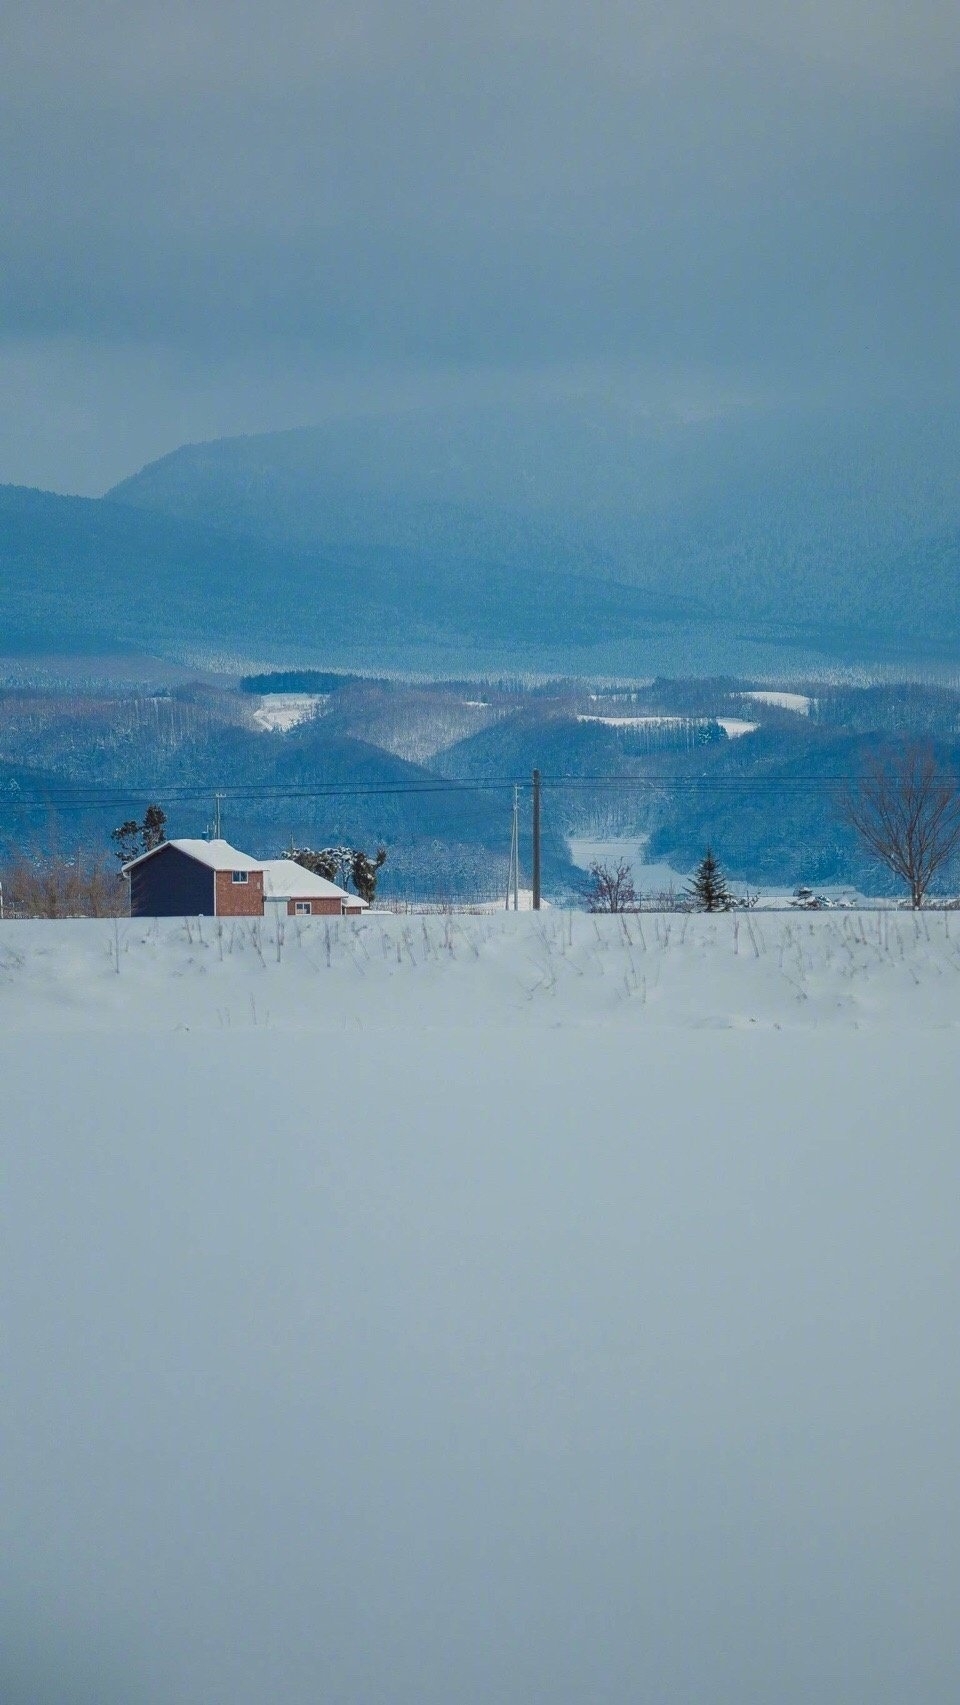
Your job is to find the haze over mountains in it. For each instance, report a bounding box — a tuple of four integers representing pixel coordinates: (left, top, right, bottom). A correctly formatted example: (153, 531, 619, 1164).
(4, 394, 960, 674)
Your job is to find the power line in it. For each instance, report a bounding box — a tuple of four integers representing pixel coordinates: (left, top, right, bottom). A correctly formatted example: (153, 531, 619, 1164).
(0, 772, 950, 805)
(0, 771, 957, 815)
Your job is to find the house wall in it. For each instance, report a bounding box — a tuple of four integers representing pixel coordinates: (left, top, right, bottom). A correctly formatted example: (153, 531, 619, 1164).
(130, 845, 216, 917)
(285, 897, 343, 916)
(214, 870, 264, 917)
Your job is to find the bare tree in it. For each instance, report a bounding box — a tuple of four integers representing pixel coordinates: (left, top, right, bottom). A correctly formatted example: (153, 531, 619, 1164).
(1, 854, 126, 917)
(586, 859, 637, 912)
(841, 743, 960, 907)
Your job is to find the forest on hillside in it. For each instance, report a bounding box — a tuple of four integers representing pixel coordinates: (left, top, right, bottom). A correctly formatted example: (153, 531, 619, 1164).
(2, 668, 960, 900)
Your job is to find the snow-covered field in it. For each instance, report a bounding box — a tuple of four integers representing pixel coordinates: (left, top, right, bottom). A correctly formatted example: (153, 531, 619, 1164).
(250, 691, 326, 731)
(3, 914, 960, 1703)
(566, 832, 692, 895)
(742, 688, 813, 714)
(3, 910, 960, 1032)
(715, 715, 759, 737)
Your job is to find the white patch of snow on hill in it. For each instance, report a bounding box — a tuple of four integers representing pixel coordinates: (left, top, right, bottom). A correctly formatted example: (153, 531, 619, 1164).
(251, 693, 326, 732)
(743, 690, 813, 714)
(577, 714, 759, 738)
(567, 834, 691, 896)
(716, 716, 759, 737)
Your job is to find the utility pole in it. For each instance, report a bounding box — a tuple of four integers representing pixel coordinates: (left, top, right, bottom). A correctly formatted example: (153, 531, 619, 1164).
(532, 768, 541, 911)
(505, 784, 520, 911)
(513, 786, 521, 910)
(213, 792, 224, 839)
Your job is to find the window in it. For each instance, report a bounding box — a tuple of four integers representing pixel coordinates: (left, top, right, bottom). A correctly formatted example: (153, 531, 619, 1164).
(231, 870, 249, 884)
(295, 900, 312, 915)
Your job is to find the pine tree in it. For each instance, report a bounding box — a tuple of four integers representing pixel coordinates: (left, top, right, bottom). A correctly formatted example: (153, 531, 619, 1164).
(686, 847, 733, 912)
(141, 804, 167, 851)
(351, 846, 387, 904)
(111, 804, 167, 863)
(289, 845, 350, 883)
(111, 819, 142, 864)
(288, 843, 387, 901)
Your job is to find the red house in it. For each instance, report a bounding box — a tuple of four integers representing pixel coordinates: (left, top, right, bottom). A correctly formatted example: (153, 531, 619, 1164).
(261, 859, 367, 917)
(122, 839, 265, 918)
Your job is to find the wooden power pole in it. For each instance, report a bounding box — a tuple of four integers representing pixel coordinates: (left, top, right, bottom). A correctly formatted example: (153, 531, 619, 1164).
(532, 768, 541, 910)
(505, 785, 520, 910)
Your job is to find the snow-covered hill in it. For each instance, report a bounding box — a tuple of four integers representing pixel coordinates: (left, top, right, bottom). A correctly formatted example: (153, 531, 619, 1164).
(3, 914, 959, 1704)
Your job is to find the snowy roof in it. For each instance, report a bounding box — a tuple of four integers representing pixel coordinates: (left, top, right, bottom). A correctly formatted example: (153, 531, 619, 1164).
(122, 838, 263, 875)
(261, 859, 368, 905)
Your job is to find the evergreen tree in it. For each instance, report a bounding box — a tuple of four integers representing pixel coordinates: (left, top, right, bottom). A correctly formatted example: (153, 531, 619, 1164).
(110, 819, 142, 865)
(141, 803, 167, 850)
(111, 804, 167, 863)
(289, 843, 387, 900)
(686, 847, 733, 911)
(351, 846, 387, 904)
(288, 845, 350, 883)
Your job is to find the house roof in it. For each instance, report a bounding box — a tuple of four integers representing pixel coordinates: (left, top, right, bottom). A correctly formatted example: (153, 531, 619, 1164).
(121, 838, 263, 875)
(261, 859, 368, 905)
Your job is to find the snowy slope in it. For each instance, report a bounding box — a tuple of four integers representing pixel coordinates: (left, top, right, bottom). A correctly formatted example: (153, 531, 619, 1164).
(3, 915, 959, 1704)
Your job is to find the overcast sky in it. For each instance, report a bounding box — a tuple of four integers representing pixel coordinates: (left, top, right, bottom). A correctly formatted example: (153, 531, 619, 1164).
(1, 0, 958, 492)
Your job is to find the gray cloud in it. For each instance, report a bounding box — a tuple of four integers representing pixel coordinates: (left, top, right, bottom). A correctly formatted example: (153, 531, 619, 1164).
(1, 1, 958, 487)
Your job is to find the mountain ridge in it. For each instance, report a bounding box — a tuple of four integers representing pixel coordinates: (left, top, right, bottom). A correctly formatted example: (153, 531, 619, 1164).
(4, 390, 960, 671)
(104, 397, 960, 661)
(0, 480, 718, 671)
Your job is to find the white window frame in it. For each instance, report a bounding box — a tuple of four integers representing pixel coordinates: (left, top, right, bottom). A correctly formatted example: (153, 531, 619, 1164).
(231, 870, 249, 884)
(294, 900, 312, 915)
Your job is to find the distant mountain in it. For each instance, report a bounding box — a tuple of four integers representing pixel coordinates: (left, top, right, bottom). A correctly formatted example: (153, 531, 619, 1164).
(0, 485, 303, 655)
(0, 481, 712, 672)
(5, 393, 960, 671)
(107, 396, 960, 663)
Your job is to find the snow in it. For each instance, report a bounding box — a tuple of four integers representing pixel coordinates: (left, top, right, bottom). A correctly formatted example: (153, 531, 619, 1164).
(472, 886, 546, 912)
(742, 689, 813, 714)
(716, 716, 759, 737)
(251, 693, 325, 732)
(1, 910, 959, 1033)
(567, 833, 690, 896)
(388, 888, 549, 913)
(4, 913, 960, 1703)
(577, 714, 758, 738)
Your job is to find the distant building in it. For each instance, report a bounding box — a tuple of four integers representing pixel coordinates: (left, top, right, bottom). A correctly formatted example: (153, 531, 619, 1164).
(122, 839, 265, 917)
(261, 859, 367, 917)
(122, 839, 366, 918)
